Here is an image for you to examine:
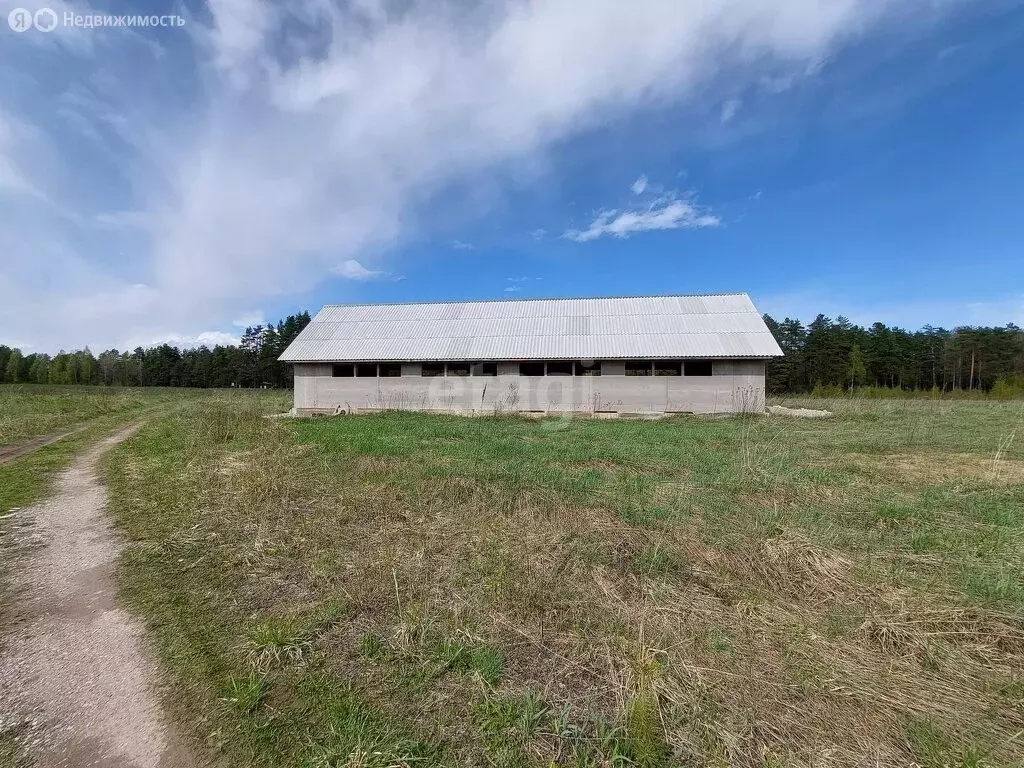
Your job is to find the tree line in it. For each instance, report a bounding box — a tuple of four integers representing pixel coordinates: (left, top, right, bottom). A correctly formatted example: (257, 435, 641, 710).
(0, 312, 310, 389)
(2, 309, 1022, 395)
(763, 314, 1024, 395)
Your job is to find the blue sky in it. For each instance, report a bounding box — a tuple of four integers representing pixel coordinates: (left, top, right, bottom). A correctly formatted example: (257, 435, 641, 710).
(1, 0, 1022, 352)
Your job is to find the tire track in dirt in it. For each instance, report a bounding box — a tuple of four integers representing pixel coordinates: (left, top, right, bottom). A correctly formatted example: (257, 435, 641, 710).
(0, 425, 199, 767)
(0, 428, 88, 466)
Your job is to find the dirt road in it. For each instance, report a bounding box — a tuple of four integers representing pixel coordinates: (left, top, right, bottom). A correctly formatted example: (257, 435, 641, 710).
(0, 426, 198, 767)
(0, 428, 86, 466)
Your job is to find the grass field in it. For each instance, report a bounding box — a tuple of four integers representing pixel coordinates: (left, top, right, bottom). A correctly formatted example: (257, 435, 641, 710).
(0, 385, 198, 513)
(91, 394, 1024, 767)
(0, 386, 289, 768)
(0, 384, 169, 446)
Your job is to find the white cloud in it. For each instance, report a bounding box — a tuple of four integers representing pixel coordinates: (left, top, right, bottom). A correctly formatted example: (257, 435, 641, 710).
(565, 176, 720, 242)
(0, 112, 47, 200)
(0, 0, 967, 351)
(936, 43, 966, 61)
(451, 240, 475, 250)
(232, 311, 265, 328)
(564, 194, 719, 242)
(142, 330, 242, 349)
(530, 228, 546, 240)
(195, 331, 242, 347)
(92, 210, 151, 231)
(505, 276, 539, 292)
(759, 73, 798, 94)
(0, 338, 33, 349)
(0, 154, 40, 198)
(332, 259, 387, 281)
(964, 296, 1024, 328)
(720, 98, 742, 123)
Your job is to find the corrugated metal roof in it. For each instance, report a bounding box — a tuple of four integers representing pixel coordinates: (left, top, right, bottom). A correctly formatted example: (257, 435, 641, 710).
(279, 293, 783, 362)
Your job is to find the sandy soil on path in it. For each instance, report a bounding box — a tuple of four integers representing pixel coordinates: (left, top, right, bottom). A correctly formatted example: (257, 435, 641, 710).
(0, 426, 199, 768)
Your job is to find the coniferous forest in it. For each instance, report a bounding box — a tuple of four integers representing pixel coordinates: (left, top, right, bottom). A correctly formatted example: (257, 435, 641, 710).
(0, 312, 310, 389)
(1, 310, 1022, 395)
(762, 315, 1024, 396)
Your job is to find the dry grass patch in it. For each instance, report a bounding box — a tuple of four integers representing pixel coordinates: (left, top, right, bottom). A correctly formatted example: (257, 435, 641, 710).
(848, 452, 1024, 485)
(552, 458, 629, 473)
(652, 479, 700, 505)
(216, 451, 251, 476)
(757, 533, 854, 597)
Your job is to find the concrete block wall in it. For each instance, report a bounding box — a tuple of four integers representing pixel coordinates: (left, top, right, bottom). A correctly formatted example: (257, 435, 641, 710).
(292, 360, 766, 415)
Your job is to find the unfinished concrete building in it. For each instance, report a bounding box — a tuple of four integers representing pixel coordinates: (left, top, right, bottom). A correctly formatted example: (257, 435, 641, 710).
(279, 293, 783, 416)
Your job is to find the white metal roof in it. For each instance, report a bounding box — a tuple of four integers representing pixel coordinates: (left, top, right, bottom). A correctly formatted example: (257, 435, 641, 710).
(279, 293, 783, 362)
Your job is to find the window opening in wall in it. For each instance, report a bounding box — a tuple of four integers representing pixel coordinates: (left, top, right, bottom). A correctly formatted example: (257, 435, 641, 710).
(356, 363, 378, 377)
(379, 363, 402, 377)
(332, 364, 354, 377)
(421, 362, 444, 377)
(625, 360, 652, 376)
(471, 362, 497, 376)
(574, 360, 601, 376)
(519, 362, 545, 376)
(546, 361, 573, 376)
(653, 360, 682, 376)
(684, 360, 714, 376)
(446, 362, 471, 376)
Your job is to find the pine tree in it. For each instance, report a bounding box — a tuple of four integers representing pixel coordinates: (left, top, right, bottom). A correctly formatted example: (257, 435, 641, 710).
(0, 345, 11, 384)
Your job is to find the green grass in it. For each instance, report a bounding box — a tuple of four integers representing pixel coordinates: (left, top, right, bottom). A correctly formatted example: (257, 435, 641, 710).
(84, 395, 1024, 766)
(1, 413, 140, 512)
(0, 387, 283, 511)
(0, 384, 170, 445)
(0, 385, 201, 513)
(0, 723, 31, 768)
(0, 388, 287, 649)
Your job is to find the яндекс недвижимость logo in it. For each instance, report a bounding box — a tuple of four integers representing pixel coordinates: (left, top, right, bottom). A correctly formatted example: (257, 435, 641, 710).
(8, 8, 58, 32)
(7, 7, 57, 32)
(8, 7, 183, 32)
